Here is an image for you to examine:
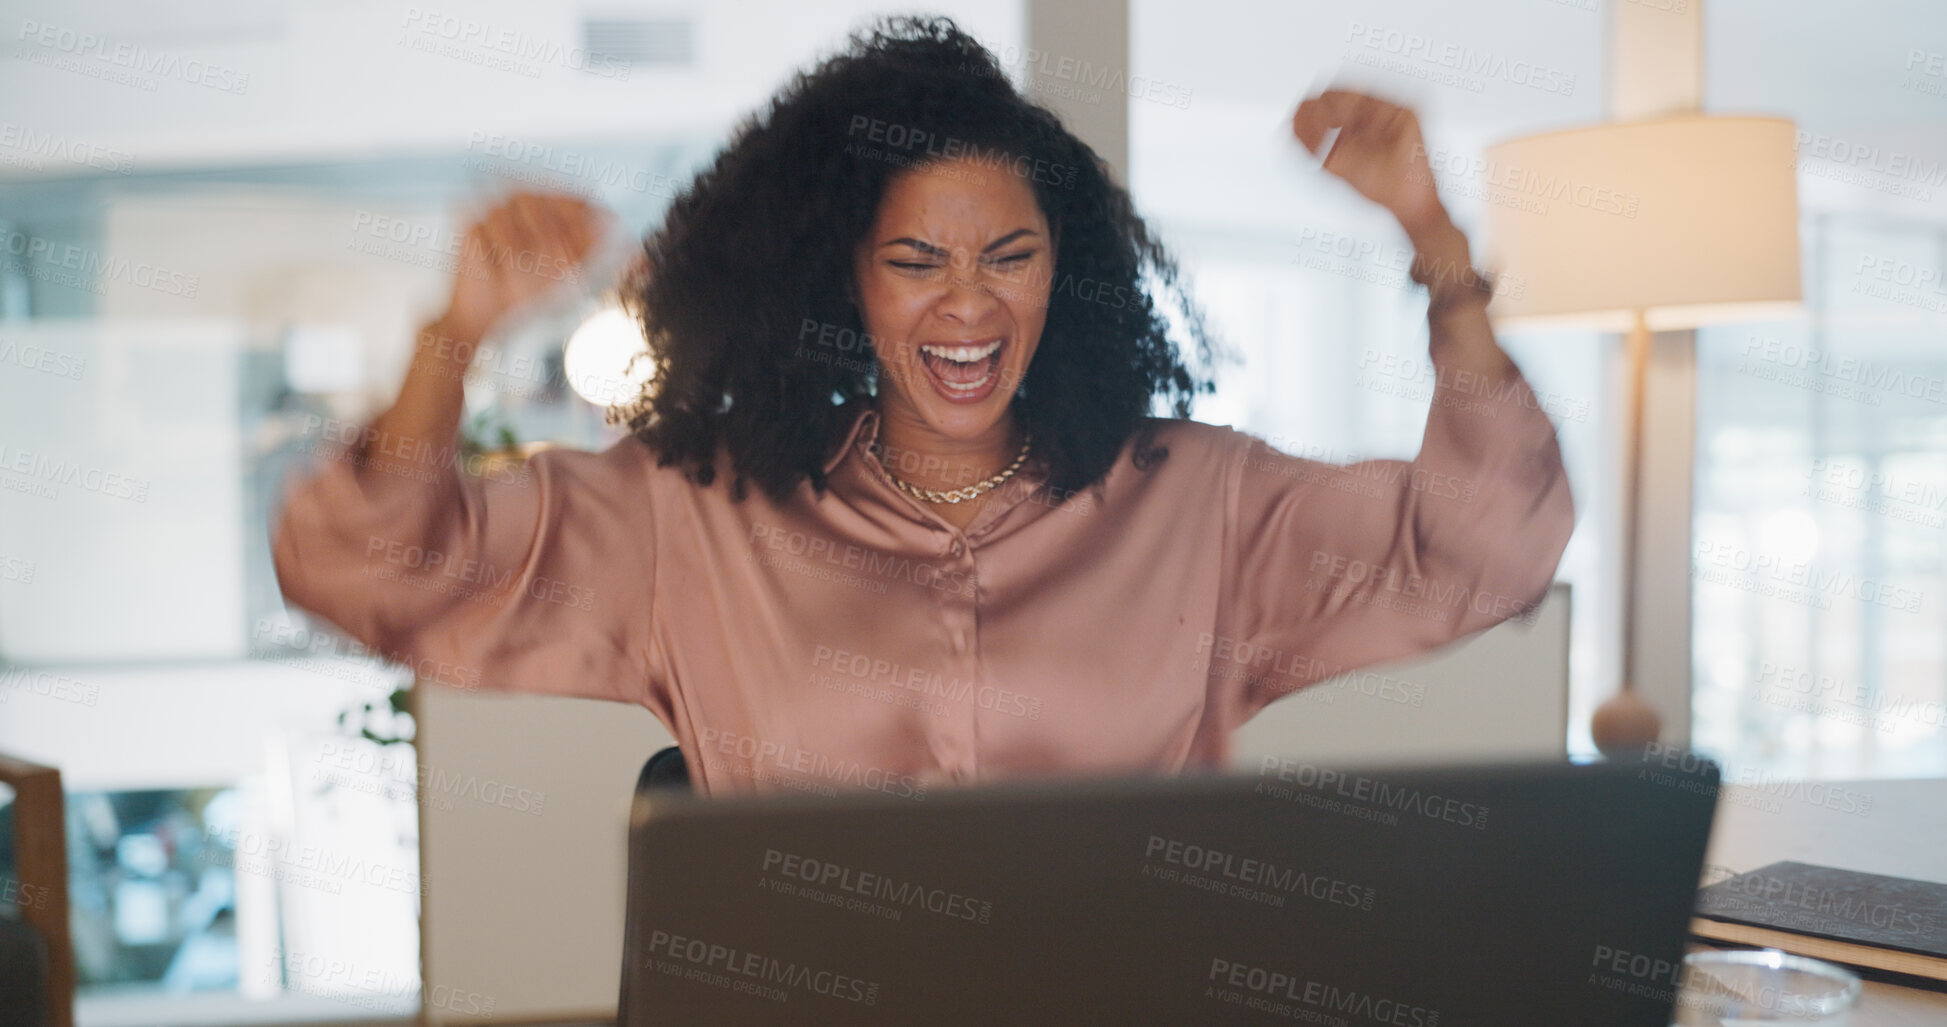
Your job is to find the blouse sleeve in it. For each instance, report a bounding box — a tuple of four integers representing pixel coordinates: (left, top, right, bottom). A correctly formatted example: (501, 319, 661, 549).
(1211, 304, 1576, 728)
(269, 425, 657, 705)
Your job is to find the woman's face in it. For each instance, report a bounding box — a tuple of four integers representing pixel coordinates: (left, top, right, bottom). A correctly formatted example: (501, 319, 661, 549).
(852, 156, 1054, 441)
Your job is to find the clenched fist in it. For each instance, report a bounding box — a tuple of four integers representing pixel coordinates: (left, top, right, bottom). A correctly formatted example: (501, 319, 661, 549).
(439, 190, 617, 348)
(1292, 89, 1447, 238)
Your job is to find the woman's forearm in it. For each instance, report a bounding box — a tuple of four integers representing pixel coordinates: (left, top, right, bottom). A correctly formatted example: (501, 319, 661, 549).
(360, 316, 477, 480)
(1404, 217, 1517, 386)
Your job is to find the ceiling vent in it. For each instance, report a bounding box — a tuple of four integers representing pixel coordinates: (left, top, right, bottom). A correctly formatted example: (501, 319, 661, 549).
(582, 16, 694, 71)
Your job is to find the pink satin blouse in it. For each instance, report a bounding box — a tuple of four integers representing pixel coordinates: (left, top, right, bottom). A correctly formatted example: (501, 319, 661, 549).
(271, 339, 1573, 798)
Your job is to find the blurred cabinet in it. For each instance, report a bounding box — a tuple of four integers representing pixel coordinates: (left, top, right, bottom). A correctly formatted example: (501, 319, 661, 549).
(414, 686, 672, 1025)
(0, 319, 249, 663)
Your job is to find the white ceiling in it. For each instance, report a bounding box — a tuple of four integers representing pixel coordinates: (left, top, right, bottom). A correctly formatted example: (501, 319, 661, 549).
(1127, 0, 1947, 237)
(1, 0, 1940, 233)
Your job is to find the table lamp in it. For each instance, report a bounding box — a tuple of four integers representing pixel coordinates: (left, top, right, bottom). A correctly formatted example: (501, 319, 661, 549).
(1481, 115, 1802, 757)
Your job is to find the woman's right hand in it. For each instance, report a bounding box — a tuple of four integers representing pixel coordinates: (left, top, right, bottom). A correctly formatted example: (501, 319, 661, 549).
(438, 190, 616, 351)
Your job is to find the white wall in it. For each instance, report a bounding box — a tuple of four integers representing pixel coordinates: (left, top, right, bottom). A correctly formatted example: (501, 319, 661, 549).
(1232, 583, 1572, 765)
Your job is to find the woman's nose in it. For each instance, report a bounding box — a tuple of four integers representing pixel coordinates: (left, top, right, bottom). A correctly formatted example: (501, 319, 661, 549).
(935, 270, 1002, 319)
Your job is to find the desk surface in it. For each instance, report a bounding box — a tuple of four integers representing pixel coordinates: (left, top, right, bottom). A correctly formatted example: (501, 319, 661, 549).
(1702, 777, 1947, 1026)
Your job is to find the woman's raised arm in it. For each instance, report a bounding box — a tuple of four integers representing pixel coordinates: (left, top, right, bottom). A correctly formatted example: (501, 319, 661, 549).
(270, 193, 661, 706)
(1203, 92, 1576, 726)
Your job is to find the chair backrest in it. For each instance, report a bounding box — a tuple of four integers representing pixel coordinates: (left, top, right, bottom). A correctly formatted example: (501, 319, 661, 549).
(634, 745, 690, 800)
(0, 753, 71, 1027)
(0, 917, 50, 1027)
(619, 745, 690, 1024)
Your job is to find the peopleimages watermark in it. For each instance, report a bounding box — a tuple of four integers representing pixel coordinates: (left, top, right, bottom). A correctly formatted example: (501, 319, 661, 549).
(0, 666, 100, 708)
(14, 18, 250, 94)
(870, 437, 1093, 516)
(312, 741, 548, 815)
(397, 7, 629, 81)
(346, 209, 580, 285)
(1412, 144, 1637, 219)
(296, 415, 535, 489)
(969, 35, 1195, 110)
(845, 116, 1079, 189)
(0, 877, 51, 911)
(1193, 633, 1427, 709)
(1205, 957, 1439, 1026)
(1356, 347, 1590, 424)
(1638, 742, 1876, 817)
(1735, 334, 1947, 408)
(747, 521, 977, 599)
(461, 131, 682, 198)
(250, 616, 478, 691)
(1345, 21, 1576, 96)
(1143, 834, 1377, 912)
(791, 319, 1031, 406)
(1256, 756, 1491, 831)
(1849, 255, 1947, 316)
(1753, 660, 1947, 733)
(0, 553, 34, 585)
(363, 534, 598, 612)
(209, 826, 425, 897)
(0, 443, 150, 503)
(1900, 48, 1947, 98)
(269, 948, 494, 1017)
(811, 645, 1043, 720)
(695, 726, 928, 800)
(2, 228, 200, 299)
(0, 336, 86, 381)
(1287, 224, 1531, 302)
(1307, 548, 1544, 627)
(1242, 435, 1482, 504)
(414, 325, 633, 407)
(0, 122, 134, 174)
(759, 848, 994, 924)
(1791, 131, 1943, 203)
(1704, 867, 1932, 938)
(1587, 943, 1682, 1005)
(1803, 456, 1946, 530)
(643, 929, 881, 1006)
(1693, 537, 1924, 614)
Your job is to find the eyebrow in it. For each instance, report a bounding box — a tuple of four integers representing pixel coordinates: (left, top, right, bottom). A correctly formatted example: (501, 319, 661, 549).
(881, 228, 1040, 257)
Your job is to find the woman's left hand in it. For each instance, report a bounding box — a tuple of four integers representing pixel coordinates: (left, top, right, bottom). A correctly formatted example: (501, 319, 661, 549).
(1292, 89, 1449, 238)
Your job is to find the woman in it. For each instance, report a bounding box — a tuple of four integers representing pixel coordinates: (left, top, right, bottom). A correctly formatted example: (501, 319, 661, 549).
(273, 17, 1574, 797)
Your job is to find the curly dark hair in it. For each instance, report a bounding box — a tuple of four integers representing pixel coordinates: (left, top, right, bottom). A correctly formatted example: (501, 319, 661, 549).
(613, 14, 1220, 503)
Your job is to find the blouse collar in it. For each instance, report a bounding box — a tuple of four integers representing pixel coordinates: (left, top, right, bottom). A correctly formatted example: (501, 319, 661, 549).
(820, 400, 882, 475)
(818, 399, 1052, 542)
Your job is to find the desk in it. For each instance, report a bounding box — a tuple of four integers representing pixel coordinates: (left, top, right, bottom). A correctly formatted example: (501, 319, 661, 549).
(1697, 777, 1947, 1026)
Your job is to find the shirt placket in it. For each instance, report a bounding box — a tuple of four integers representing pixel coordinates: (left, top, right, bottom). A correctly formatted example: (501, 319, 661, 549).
(847, 423, 1039, 786)
(934, 524, 980, 783)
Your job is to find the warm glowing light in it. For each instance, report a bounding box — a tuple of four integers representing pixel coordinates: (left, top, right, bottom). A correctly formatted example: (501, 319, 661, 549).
(564, 306, 652, 406)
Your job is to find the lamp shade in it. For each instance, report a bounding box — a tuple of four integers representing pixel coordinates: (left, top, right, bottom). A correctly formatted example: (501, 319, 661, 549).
(1481, 115, 1802, 332)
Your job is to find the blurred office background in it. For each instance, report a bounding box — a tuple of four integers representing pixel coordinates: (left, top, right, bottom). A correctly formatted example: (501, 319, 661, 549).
(0, 0, 1943, 1023)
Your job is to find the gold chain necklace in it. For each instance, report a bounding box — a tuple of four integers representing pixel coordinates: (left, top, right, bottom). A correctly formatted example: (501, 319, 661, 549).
(878, 433, 1032, 505)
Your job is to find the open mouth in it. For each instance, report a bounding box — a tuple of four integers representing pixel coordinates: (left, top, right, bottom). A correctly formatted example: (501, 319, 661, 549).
(916, 338, 1005, 402)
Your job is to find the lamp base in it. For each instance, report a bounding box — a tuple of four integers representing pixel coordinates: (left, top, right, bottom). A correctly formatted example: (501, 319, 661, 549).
(1591, 688, 1663, 759)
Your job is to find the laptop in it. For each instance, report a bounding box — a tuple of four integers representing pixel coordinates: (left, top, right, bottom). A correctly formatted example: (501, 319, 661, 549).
(620, 756, 1718, 1025)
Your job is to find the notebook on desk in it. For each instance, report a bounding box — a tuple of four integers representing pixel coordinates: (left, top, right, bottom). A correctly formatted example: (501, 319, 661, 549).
(1694, 861, 1947, 988)
(619, 758, 1719, 1025)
